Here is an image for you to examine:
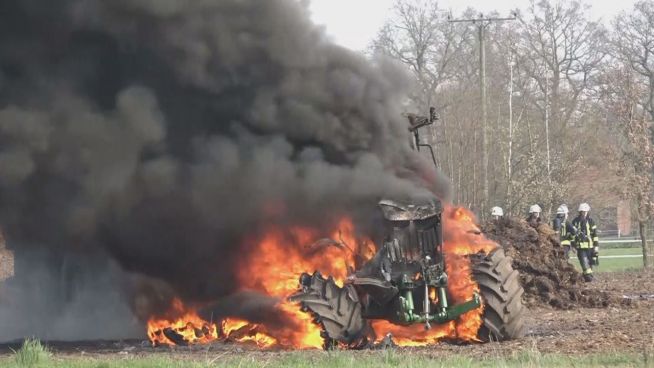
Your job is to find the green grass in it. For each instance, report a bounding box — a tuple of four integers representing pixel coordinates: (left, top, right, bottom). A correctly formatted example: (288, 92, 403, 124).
(594, 258, 643, 272)
(10, 338, 50, 367)
(1, 348, 652, 368)
(596, 246, 643, 272)
(601, 248, 643, 256)
(568, 247, 644, 272)
(601, 241, 645, 249)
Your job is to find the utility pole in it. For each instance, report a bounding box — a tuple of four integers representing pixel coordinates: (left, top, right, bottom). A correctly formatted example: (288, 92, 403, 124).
(507, 57, 514, 215)
(544, 70, 553, 216)
(449, 14, 515, 219)
(545, 71, 552, 183)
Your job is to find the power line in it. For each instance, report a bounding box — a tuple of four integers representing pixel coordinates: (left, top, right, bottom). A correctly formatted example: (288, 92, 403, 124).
(448, 14, 516, 218)
(447, 15, 516, 24)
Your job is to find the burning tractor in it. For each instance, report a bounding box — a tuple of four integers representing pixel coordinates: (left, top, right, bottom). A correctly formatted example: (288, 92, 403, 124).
(290, 109, 526, 349)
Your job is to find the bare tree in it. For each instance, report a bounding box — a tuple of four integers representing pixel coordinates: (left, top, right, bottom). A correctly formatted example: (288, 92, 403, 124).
(608, 2, 654, 268)
(371, 0, 471, 110)
(600, 67, 654, 268)
(372, 1, 484, 209)
(371, 0, 622, 226)
(516, 0, 606, 214)
(519, 0, 605, 129)
(614, 1, 654, 121)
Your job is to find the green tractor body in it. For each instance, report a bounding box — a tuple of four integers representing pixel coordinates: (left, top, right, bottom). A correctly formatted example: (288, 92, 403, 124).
(290, 109, 526, 349)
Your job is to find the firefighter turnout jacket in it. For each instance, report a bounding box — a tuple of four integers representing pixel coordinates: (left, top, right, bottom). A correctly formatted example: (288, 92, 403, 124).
(570, 215, 598, 249)
(552, 215, 576, 247)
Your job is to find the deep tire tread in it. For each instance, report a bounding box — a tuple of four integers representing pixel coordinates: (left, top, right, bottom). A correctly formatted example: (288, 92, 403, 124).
(472, 248, 527, 341)
(289, 272, 367, 349)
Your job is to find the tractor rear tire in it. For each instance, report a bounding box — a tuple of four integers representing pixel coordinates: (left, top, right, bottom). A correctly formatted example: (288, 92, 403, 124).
(471, 248, 527, 341)
(288, 272, 368, 349)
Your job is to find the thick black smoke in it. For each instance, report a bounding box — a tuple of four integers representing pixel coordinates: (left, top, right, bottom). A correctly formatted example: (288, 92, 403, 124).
(0, 0, 446, 340)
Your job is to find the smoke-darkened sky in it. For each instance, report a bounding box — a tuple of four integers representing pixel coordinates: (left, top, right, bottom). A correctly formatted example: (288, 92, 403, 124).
(0, 0, 445, 340)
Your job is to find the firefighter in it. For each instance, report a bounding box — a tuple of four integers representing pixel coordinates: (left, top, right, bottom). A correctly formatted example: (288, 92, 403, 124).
(526, 204, 542, 227)
(571, 203, 599, 282)
(552, 204, 576, 259)
(491, 206, 504, 221)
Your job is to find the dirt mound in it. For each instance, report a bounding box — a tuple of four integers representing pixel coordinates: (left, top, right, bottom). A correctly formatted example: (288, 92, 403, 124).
(481, 217, 618, 309)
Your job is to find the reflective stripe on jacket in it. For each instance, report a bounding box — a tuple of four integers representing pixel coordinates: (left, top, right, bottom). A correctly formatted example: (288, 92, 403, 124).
(571, 216, 598, 249)
(553, 216, 575, 246)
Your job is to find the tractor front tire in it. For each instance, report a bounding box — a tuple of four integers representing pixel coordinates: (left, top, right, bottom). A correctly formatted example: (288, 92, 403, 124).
(471, 248, 527, 341)
(289, 272, 368, 349)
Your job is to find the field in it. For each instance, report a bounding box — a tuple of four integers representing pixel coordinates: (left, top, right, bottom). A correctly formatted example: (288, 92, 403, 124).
(570, 247, 644, 272)
(0, 349, 650, 368)
(1, 270, 652, 368)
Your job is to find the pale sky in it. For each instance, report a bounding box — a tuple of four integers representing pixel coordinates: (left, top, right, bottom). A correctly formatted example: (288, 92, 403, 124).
(309, 0, 639, 51)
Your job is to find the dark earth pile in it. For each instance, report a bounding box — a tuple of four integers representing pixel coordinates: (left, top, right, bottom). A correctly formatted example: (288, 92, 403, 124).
(482, 217, 620, 309)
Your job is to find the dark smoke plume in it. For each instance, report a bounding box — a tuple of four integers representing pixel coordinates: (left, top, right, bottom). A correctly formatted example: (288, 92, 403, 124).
(0, 0, 446, 340)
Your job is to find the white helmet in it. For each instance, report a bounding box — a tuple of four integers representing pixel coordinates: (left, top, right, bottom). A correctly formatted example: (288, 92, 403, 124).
(556, 204, 569, 215)
(529, 204, 542, 214)
(491, 206, 504, 216)
(578, 203, 591, 212)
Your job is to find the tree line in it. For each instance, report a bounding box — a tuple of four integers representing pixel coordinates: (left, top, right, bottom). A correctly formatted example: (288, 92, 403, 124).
(370, 0, 654, 267)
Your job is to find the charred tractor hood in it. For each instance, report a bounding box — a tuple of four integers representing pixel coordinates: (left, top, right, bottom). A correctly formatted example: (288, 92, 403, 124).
(377, 196, 442, 264)
(378, 197, 442, 221)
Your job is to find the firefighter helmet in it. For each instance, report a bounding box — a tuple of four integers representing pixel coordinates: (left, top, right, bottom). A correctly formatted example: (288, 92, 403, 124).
(491, 206, 504, 217)
(578, 203, 591, 212)
(556, 205, 569, 215)
(529, 204, 541, 214)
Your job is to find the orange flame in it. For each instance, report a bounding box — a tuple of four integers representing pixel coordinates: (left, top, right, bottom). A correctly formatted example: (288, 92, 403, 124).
(222, 318, 278, 348)
(238, 218, 366, 293)
(147, 298, 218, 346)
(443, 205, 497, 340)
(147, 206, 499, 349)
(231, 217, 370, 349)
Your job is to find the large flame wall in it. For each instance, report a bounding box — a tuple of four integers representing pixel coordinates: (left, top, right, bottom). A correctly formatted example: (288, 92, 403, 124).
(147, 205, 497, 348)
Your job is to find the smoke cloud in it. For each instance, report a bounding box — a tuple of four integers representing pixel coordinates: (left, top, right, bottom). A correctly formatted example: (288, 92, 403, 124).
(0, 0, 446, 340)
